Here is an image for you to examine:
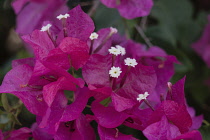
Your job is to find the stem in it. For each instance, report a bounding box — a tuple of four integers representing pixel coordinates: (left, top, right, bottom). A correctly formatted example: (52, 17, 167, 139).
(112, 55, 116, 66)
(115, 128, 119, 138)
(68, 55, 75, 76)
(93, 31, 113, 54)
(71, 67, 75, 77)
(144, 99, 154, 111)
(135, 25, 153, 48)
(86, 104, 91, 108)
(203, 120, 210, 126)
(122, 18, 130, 39)
(160, 94, 164, 102)
(111, 78, 116, 90)
(110, 55, 117, 90)
(89, 40, 94, 55)
(88, 0, 100, 17)
(140, 16, 147, 31)
(79, 1, 93, 6)
(28, 85, 42, 90)
(47, 31, 56, 47)
(62, 19, 68, 37)
(167, 82, 173, 100)
(119, 66, 130, 88)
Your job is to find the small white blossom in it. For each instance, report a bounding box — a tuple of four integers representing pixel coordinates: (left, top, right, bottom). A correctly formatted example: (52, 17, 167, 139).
(57, 13, 70, 20)
(40, 24, 52, 32)
(124, 58, 138, 67)
(116, 45, 126, 55)
(109, 66, 122, 78)
(110, 27, 118, 34)
(137, 92, 149, 102)
(89, 32, 99, 40)
(108, 47, 121, 56)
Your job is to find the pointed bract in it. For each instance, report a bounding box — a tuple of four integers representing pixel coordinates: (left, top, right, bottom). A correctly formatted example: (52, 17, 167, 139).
(0, 64, 47, 116)
(54, 114, 96, 140)
(91, 101, 129, 128)
(148, 100, 192, 134)
(60, 87, 93, 122)
(56, 5, 95, 43)
(143, 116, 181, 140)
(22, 30, 55, 60)
(173, 130, 202, 140)
(117, 64, 157, 101)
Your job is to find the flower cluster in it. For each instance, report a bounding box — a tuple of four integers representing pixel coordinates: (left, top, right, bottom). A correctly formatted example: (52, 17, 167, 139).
(0, 5, 203, 140)
(12, 0, 69, 35)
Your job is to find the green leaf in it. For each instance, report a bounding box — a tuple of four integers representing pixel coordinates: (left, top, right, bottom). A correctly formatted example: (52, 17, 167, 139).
(147, 0, 204, 49)
(10, 114, 22, 126)
(151, 0, 193, 25)
(1, 93, 12, 112)
(200, 125, 210, 140)
(100, 97, 111, 107)
(0, 114, 10, 124)
(146, 25, 177, 47)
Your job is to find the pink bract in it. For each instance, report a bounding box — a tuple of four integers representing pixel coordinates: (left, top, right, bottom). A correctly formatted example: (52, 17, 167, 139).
(100, 0, 153, 19)
(12, 0, 68, 35)
(192, 15, 210, 68)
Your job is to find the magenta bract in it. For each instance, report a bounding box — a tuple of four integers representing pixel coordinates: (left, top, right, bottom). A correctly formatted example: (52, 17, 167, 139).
(54, 114, 96, 140)
(3, 127, 32, 140)
(12, 0, 68, 35)
(192, 15, 210, 68)
(91, 101, 129, 128)
(98, 125, 138, 140)
(100, 0, 153, 19)
(56, 5, 95, 43)
(143, 116, 181, 140)
(0, 64, 48, 116)
(148, 100, 192, 134)
(59, 37, 90, 70)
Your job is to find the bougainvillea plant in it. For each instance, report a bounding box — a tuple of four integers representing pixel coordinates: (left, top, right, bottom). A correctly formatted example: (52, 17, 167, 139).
(0, 0, 206, 140)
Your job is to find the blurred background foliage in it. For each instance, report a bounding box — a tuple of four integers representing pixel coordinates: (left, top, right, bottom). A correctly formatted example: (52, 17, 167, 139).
(0, 0, 210, 139)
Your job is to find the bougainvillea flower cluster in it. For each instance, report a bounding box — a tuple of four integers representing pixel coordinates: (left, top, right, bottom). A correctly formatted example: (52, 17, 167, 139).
(0, 5, 203, 140)
(12, 0, 69, 35)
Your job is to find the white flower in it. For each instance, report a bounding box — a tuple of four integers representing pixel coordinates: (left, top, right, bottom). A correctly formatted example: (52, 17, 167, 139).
(108, 45, 126, 56)
(40, 24, 52, 32)
(116, 45, 126, 55)
(57, 13, 70, 20)
(110, 27, 118, 34)
(108, 47, 121, 56)
(109, 66, 122, 78)
(137, 92, 149, 102)
(124, 58, 138, 67)
(89, 32, 99, 40)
